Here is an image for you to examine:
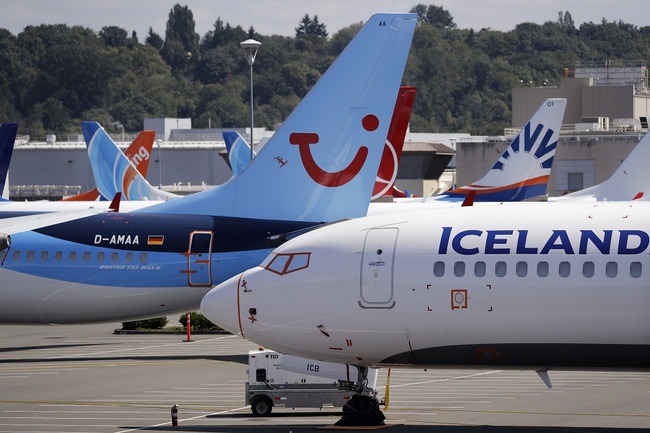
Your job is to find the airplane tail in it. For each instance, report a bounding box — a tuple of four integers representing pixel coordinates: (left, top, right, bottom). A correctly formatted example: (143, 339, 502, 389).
(443, 98, 567, 201)
(223, 131, 255, 176)
(64, 129, 156, 201)
(562, 131, 650, 201)
(372, 86, 416, 200)
(145, 13, 417, 222)
(0, 123, 17, 200)
(81, 122, 176, 201)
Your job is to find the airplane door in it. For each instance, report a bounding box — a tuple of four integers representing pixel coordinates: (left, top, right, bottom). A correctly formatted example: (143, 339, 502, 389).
(359, 227, 398, 308)
(186, 231, 213, 286)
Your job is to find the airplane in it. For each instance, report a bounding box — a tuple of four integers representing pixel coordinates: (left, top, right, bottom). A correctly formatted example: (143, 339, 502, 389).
(0, 12, 417, 324)
(81, 122, 177, 201)
(556, 130, 650, 202)
(223, 131, 256, 177)
(201, 199, 650, 390)
(223, 86, 416, 200)
(412, 98, 567, 202)
(0, 123, 18, 200)
(63, 129, 156, 201)
(364, 98, 567, 215)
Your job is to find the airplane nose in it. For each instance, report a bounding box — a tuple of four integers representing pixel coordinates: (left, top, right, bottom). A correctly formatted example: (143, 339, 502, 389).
(200, 273, 242, 336)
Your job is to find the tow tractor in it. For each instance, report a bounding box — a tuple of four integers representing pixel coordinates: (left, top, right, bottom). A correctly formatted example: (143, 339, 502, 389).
(245, 348, 378, 416)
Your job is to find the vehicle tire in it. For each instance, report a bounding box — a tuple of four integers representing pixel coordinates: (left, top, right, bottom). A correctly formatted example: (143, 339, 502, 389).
(251, 396, 273, 416)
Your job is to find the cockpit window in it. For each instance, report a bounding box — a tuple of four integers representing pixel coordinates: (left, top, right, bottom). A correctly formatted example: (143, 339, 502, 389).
(265, 252, 311, 275)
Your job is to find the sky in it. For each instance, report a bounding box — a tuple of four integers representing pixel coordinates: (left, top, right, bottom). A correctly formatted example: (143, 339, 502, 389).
(1, 0, 648, 40)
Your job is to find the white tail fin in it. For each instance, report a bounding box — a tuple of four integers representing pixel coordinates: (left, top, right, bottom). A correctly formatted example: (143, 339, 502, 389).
(442, 98, 567, 201)
(562, 131, 650, 201)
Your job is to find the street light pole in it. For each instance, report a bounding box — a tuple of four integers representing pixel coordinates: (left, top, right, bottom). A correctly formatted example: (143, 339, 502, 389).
(240, 38, 261, 161)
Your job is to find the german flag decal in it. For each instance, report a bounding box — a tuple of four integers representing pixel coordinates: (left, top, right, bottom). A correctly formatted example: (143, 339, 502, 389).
(147, 235, 164, 246)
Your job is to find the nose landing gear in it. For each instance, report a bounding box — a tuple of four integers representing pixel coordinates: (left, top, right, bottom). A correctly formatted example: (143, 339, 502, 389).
(335, 366, 386, 427)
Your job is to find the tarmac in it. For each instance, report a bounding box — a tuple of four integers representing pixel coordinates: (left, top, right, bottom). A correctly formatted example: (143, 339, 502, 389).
(1, 322, 649, 433)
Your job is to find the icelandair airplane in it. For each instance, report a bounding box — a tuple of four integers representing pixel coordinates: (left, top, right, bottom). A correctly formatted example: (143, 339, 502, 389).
(63, 129, 156, 201)
(202, 200, 650, 387)
(0, 12, 417, 324)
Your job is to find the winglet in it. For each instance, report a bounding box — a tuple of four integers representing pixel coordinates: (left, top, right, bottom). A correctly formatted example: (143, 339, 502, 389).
(536, 369, 553, 389)
(460, 190, 475, 207)
(109, 192, 121, 212)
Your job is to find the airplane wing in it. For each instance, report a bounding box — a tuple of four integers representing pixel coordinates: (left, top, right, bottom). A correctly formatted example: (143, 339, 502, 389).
(0, 193, 120, 245)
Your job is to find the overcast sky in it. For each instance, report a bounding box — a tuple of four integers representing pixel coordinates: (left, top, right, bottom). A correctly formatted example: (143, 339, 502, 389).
(1, 0, 648, 40)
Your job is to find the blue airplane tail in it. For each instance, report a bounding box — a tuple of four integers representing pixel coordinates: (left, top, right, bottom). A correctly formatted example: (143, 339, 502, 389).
(145, 13, 417, 222)
(443, 98, 567, 201)
(82, 122, 176, 201)
(223, 131, 255, 176)
(0, 123, 18, 199)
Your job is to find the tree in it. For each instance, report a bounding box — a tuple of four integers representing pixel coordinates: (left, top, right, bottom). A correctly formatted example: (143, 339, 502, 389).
(161, 4, 200, 75)
(99, 26, 129, 47)
(145, 27, 164, 50)
(295, 14, 328, 38)
(557, 11, 575, 29)
(410, 4, 456, 29)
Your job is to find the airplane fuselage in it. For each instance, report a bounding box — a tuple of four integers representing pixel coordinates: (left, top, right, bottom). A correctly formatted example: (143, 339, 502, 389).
(0, 211, 314, 324)
(202, 201, 650, 370)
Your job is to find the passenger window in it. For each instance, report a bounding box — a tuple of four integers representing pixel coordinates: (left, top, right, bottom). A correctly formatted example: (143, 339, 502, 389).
(582, 261, 595, 278)
(433, 261, 445, 277)
(27, 251, 35, 262)
(453, 261, 465, 277)
(111, 252, 119, 263)
(55, 251, 63, 262)
(83, 252, 91, 263)
(537, 261, 549, 277)
(606, 261, 618, 278)
(495, 261, 507, 277)
(559, 261, 571, 277)
(12, 250, 20, 262)
(630, 262, 642, 278)
(69, 251, 77, 262)
(97, 252, 105, 263)
(474, 261, 486, 277)
(516, 261, 527, 277)
(40, 251, 49, 262)
(125, 252, 133, 263)
(139, 252, 147, 264)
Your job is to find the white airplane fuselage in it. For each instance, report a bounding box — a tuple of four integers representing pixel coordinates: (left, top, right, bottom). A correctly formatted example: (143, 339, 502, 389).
(202, 201, 650, 370)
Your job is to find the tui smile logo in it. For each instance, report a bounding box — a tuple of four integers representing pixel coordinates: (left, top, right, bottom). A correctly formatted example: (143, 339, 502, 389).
(290, 114, 379, 187)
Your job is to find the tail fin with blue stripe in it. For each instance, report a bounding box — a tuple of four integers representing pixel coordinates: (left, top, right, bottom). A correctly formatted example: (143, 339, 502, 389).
(223, 131, 255, 177)
(65, 129, 156, 201)
(442, 98, 567, 201)
(145, 13, 417, 222)
(82, 122, 176, 201)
